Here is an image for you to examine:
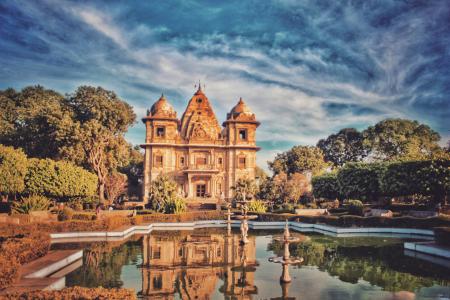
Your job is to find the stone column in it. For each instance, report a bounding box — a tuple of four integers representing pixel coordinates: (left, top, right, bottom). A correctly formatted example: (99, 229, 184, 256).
(142, 147, 151, 204)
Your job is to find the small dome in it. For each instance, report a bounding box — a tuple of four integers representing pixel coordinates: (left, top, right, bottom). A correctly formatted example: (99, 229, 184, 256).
(225, 97, 258, 125)
(149, 94, 176, 118)
(230, 97, 252, 115)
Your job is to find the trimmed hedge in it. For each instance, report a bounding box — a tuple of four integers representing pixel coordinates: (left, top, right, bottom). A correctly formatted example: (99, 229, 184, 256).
(294, 215, 450, 229)
(311, 173, 339, 199)
(312, 159, 450, 203)
(24, 158, 97, 199)
(337, 162, 384, 202)
(133, 210, 224, 224)
(380, 160, 450, 199)
(257, 213, 298, 222)
(1, 286, 136, 299)
(0, 232, 51, 289)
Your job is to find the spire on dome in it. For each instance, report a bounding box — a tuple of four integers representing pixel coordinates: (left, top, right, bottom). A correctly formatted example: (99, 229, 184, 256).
(195, 80, 205, 95)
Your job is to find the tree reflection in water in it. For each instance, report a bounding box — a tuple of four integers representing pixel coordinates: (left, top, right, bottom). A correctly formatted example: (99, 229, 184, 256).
(62, 230, 450, 299)
(268, 234, 450, 293)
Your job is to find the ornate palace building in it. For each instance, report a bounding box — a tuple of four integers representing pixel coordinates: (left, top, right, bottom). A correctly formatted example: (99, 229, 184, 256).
(141, 85, 260, 207)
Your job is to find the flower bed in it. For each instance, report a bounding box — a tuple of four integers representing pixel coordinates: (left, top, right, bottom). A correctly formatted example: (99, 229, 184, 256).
(0, 286, 136, 299)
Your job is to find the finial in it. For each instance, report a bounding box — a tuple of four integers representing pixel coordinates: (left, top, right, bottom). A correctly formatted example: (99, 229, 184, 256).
(197, 80, 202, 91)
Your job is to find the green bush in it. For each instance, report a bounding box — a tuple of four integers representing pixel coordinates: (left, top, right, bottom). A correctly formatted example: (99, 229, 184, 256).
(11, 195, 51, 214)
(248, 200, 267, 213)
(380, 160, 450, 202)
(57, 207, 74, 221)
(294, 215, 450, 228)
(337, 163, 385, 202)
(164, 197, 187, 214)
(312, 173, 340, 200)
(0, 145, 28, 199)
(347, 200, 364, 216)
(25, 158, 97, 199)
(149, 175, 180, 213)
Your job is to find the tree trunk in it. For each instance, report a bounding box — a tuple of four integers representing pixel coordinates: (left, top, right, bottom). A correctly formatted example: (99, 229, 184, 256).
(98, 180, 105, 204)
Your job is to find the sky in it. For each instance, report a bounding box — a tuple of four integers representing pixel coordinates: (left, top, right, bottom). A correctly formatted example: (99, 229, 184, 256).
(1, 0, 449, 170)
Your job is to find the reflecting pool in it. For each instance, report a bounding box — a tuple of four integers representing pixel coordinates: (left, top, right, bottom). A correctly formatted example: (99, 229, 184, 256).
(55, 228, 450, 299)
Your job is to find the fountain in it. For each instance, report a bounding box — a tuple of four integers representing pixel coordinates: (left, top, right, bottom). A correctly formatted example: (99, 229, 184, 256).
(268, 220, 304, 283)
(224, 202, 234, 236)
(234, 197, 257, 244)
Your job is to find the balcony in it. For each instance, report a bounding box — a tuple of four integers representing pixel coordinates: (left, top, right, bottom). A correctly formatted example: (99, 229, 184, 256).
(182, 164, 219, 173)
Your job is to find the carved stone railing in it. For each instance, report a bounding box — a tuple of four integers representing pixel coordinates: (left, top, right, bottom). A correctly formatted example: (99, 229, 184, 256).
(183, 164, 219, 172)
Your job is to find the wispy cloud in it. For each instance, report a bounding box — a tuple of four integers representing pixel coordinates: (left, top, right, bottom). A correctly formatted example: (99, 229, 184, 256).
(0, 0, 449, 169)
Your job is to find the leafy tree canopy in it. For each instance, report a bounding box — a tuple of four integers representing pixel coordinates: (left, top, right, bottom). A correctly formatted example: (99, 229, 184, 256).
(268, 145, 329, 176)
(317, 128, 366, 167)
(362, 118, 442, 161)
(0, 85, 137, 202)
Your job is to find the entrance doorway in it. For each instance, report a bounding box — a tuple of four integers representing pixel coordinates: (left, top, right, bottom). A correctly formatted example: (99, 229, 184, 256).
(196, 184, 206, 197)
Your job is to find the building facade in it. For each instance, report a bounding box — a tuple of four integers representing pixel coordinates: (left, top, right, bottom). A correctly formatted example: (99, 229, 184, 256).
(141, 86, 259, 206)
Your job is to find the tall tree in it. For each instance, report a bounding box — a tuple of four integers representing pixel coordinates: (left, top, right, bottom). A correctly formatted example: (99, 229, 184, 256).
(61, 86, 136, 202)
(362, 119, 442, 161)
(317, 128, 366, 167)
(0, 86, 72, 159)
(269, 145, 329, 176)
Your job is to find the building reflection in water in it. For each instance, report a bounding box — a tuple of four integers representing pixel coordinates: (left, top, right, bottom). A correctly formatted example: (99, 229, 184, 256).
(141, 230, 258, 299)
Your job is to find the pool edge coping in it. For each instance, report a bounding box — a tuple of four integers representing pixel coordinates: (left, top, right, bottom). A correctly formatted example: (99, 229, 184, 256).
(48, 220, 450, 260)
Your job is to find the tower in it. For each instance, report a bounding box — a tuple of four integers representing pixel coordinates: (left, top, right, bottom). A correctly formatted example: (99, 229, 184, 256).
(223, 98, 260, 200)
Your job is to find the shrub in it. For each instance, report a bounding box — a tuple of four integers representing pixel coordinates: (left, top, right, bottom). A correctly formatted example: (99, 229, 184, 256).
(148, 175, 180, 213)
(58, 207, 74, 221)
(67, 198, 84, 211)
(2, 287, 137, 300)
(136, 209, 156, 215)
(164, 197, 187, 214)
(248, 200, 267, 213)
(1, 233, 50, 264)
(380, 160, 450, 203)
(133, 211, 224, 224)
(282, 203, 294, 212)
(0, 145, 28, 200)
(72, 212, 97, 221)
(257, 213, 297, 222)
(0, 257, 20, 290)
(312, 173, 340, 200)
(347, 200, 364, 216)
(0, 232, 50, 289)
(24, 158, 97, 199)
(337, 162, 385, 202)
(294, 215, 450, 229)
(11, 195, 51, 214)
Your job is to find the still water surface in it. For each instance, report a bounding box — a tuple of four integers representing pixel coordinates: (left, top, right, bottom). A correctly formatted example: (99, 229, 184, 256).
(56, 229, 450, 299)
